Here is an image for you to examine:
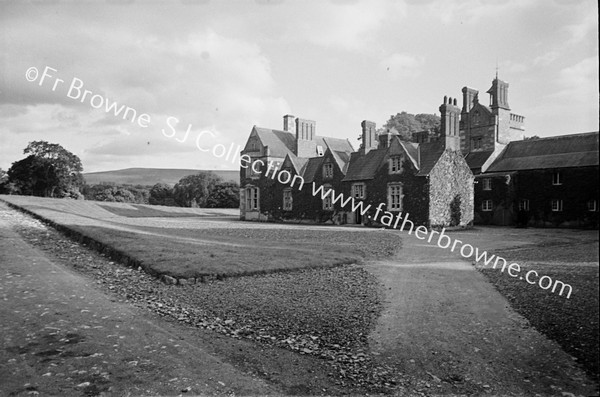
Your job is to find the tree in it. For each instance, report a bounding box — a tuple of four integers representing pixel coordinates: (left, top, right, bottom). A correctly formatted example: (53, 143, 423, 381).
(382, 112, 440, 141)
(0, 168, 9, 194)
(92, 186, 136, 203)
(7, 141, 83, 197)
(149, 183, 175, 206)
(206, 182, 240, 208)
(173, 172, 222, 207)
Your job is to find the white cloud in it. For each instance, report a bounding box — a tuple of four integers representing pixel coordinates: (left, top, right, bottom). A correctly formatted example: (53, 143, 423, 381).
(563, 10, 597, 44)
(284, 0, 406, 51)
(380, 53, 424, 79)
(426, 0, 536, 24)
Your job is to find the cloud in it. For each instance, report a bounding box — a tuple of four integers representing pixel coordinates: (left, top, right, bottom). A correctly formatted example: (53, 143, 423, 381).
(0, 3, 290, 171)
(380, 53, 424, 79)
(426, 0, 536, 24)
(557, 57, 599, 92)
(283, 0, 406, 51)
(563, 9, 597, 44)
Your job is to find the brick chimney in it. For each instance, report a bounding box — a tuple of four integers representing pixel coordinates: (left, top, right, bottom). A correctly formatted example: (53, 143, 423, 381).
(295, 118, 317, 157)
(283, 114, 295, 133)
(439, 96, 460, 151)
(360, 120, 377, 154)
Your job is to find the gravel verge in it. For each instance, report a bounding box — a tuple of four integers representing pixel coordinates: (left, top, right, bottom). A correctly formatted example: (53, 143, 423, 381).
(7, 208, 406, 393)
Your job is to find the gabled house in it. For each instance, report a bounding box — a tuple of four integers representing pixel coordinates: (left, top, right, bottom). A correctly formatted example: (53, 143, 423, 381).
(341, 98, 474, 228)
(475, 131, 599, 227)
(239, 115, 354, 221)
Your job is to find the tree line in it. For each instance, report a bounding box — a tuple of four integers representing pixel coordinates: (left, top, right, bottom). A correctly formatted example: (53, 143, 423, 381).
(0, 141, 239, 208)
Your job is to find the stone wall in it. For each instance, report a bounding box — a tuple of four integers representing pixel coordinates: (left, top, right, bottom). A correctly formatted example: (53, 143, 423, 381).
(428, 150, 474, 227)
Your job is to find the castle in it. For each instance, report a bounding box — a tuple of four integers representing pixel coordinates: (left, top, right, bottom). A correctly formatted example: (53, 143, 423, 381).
(239, 76, 599, 228)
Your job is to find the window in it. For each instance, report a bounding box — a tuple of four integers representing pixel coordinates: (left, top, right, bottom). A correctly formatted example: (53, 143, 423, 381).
(283, 189, 293, 211)
(518, 199, 529, 211)
(588, 200, 598, 212)
(472, 137, 482, 150)
(322, 185, 333, 210)
(551, 199, 563, 212)
(482, 200, 493, 211)
(248, 159, 262, 178)
(245, 186, 259, 211)
(482, 178, 492, 191)
(552, 171, 562, 185)
(389, 156, 403, 174)
(352, 183, 365, 199)
(323, 162, 334, 179)
(388, 184, 403, 211)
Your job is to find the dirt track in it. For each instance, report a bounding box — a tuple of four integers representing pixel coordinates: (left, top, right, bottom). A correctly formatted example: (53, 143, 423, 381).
(0, 204, 280, 396)
(366, 232, 597, 395)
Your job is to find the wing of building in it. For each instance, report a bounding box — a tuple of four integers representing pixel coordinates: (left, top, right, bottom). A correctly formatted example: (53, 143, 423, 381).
(475, 131, 599, 227)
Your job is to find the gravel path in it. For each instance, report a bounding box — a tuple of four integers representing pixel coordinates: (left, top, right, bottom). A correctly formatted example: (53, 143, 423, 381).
(365, 232, 598, 396)
(0, 203, 279, 396)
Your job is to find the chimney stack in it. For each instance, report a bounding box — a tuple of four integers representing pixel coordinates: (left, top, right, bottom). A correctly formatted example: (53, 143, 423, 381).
(283, 114, 295, 133)
(439, 96, 461, 151)
(294, 117, 317, 157)
(361, 120, 377, 154)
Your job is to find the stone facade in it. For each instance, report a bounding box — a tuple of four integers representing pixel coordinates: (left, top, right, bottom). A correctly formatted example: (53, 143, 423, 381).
(240, 94, 475, 228)
(428, 150, 475, 227)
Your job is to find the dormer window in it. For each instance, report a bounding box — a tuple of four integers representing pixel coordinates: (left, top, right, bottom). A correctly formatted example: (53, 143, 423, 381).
(472, 137, 482, 150)
(323, 162, 334, 179)
(389, 156, 403, 174)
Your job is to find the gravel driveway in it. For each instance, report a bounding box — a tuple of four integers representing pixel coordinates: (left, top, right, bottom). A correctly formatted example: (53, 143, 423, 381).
(366, 231, 597, 396)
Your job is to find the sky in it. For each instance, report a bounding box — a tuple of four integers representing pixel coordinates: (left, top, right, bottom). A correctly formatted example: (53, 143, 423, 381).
(0, 0, 598, 173)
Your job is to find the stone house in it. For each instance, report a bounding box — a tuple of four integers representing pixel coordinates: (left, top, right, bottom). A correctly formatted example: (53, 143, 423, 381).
(238, 116, 354, 221)
(239, 96, 475, 228)
(341, 98, 474, 227)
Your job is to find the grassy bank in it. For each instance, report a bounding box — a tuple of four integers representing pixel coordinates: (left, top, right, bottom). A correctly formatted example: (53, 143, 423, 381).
(0, 195, 401, 279)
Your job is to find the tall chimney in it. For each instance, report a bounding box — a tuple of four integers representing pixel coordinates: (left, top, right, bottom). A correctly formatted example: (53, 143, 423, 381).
(439, 96, 461, 151)
(294, 118, 317, 157)
(361, 120, 377, 155)
(283, 114, 295, 133)
(461, 87, 478, 115)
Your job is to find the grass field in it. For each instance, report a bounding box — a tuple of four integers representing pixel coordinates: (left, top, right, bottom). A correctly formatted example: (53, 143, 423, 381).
(480, 240, 599, 382)
(83, 167, 239, 185)
(0, 195, 401, 279)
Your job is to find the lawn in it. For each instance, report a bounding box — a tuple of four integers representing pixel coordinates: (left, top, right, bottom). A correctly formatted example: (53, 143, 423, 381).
(0, 195, 401, 279)
(479, 240, 599, 382)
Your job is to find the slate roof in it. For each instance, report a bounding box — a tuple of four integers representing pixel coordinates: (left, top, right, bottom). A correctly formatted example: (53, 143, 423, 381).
(400, 141, 420, 168)
(486, 131, 599, 172)
(252, 127, 354, 160)
(465, 150, 494, 170)
(415, 141, 445, 176)
(254, 127, 296, 158)
(302, 157, 326, 183)
(342, 149, 388, 182)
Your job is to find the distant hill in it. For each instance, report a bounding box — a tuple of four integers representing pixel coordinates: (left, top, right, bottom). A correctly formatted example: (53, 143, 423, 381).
(83, 168, 239, 186)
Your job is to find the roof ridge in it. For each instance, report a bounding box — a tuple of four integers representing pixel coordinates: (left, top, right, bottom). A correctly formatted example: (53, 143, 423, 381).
(514, 131, 599, 143)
